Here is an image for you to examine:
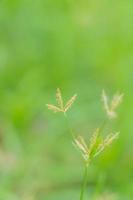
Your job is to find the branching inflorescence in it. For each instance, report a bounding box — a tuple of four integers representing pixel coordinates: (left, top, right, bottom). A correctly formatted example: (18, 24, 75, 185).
(46, 88, 77, 114)
(46, 88, 123, 200)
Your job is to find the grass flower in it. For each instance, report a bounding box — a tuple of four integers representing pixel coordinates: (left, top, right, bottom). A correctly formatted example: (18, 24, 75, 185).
(46, 88, 77, 114)
(102, 90, 123, 119)
(73, 129, 119, 166)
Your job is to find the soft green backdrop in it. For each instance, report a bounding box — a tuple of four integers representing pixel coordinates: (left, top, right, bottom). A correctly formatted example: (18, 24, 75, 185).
(0, 0, 133, 199)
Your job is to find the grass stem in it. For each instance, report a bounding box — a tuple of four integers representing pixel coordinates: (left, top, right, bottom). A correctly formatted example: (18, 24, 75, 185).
(80, 164, 88, 200)
(64, 112, 75, 139)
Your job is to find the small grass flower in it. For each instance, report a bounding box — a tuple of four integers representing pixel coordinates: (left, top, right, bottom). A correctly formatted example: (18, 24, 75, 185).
(73, 129, 119, 166)
(46, 88, 77, 114)
(102, 90, 123, 119)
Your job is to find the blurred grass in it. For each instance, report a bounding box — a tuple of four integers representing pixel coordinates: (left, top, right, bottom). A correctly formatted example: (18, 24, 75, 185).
(0, 0, 133, 199)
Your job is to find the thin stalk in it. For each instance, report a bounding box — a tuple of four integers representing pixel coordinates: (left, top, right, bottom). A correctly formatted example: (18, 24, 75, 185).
(80, 164, 88, 200)
(64, 112, 75, 139)
(99, 119, 108, 134)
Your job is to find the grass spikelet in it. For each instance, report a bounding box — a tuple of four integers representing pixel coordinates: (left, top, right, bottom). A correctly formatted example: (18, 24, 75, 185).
(110, 93, 123, 111)
(94, 132, 119, 157)
(46, 104, 62, 113)
(104, 132, 119, 146)
(73, 136, 89, 163)
(64, 94, 77, 112)
(56, 88, 63, 109)
(74, 136, 88, 154)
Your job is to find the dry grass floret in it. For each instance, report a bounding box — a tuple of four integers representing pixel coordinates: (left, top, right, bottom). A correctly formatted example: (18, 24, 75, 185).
(102, 90, 123, 119)
(46, 88, 77, 113)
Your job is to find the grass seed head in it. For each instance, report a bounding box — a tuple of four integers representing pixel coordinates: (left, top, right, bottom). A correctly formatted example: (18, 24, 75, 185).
(102, 90, 123, 119)
(56, 88, 64, 110)
(46, 88, 77, 114)
(46, 104, 63, 113)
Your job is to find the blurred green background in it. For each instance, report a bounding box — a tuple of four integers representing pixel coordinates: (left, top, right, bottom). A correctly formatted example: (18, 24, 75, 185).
(0, 0, 133, 199)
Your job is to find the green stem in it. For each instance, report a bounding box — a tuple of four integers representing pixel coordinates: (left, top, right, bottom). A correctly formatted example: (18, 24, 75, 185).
(64, 112, 75, 139)
(99, 119, 108, 134)
(80, 164, 88, 200)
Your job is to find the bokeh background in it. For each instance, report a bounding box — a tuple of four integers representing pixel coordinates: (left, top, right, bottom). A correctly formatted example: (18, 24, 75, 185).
(0, 0, 133, 199)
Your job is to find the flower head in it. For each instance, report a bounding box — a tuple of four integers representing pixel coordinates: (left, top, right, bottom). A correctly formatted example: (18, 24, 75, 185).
(102, 90, 123, 119)
(46, 88, 77, 114)
(73, 129, 119, 165)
